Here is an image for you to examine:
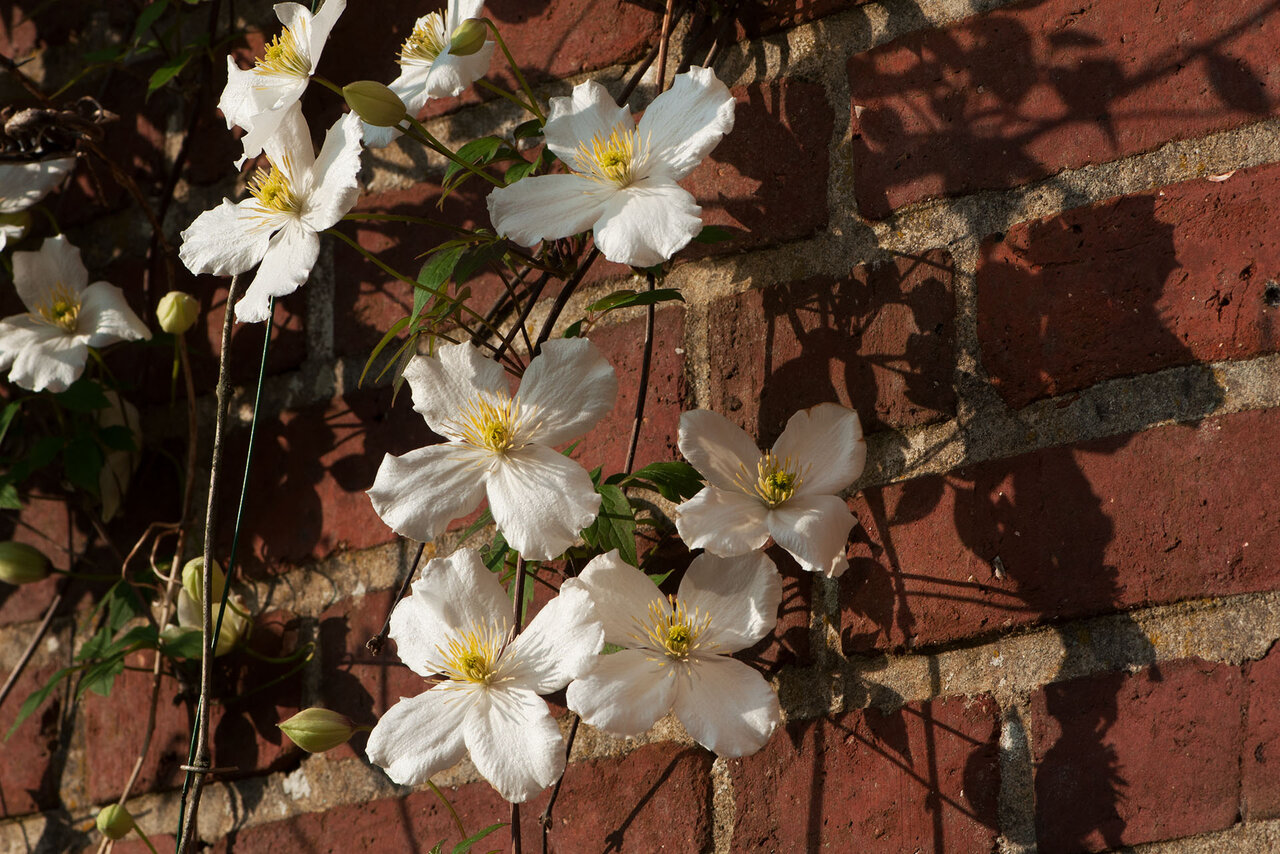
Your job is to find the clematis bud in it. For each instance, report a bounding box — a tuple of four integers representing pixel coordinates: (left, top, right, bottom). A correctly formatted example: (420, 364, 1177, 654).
(0, 542, 49, 585)
(95, 804, 135, 840)
(177, 557, 248, 656)
(157, 290, 199, 335)
(278, 707, 359, 753)
(182, 556, 226, 606)
(343, 81, 407, 128)
(449, 18, 488, 57)
(0, 211, 31, 243)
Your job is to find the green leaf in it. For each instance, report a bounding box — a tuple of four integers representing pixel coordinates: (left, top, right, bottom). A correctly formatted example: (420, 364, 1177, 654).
(160, 627, 205, 660)
(692, 224, 742, 244)
(132, 1, 170, 43)
(55, 379, 110, 412)
(97, 425, 136, 452)
(104, 582, 146, 632)
(77, 626, 115, 663)
(583, 484, 637, 566)
(78, 655, 126, 698)
(441, 137, 522, 196)
(62, 436, 104, 493)
(6, 666, 74, 739)
(148, 51, 192, 96)
(481, 531, 510, 574)
(622, 461, 705, 503)
(358, 316, 412, 388)
(416, 245, 467, 302)
(503, 159, 536, 184)
(452, 822, 507, 853)
(561, 319, 584, 339)
(0, 401, 20, 448)
(512, 119, 543, 140)
(586, 288, 684, 314)
(0, 482, 20, 510)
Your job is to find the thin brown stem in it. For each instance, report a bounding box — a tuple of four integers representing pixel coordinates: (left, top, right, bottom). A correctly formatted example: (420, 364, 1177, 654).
(623, 273, 658, 477)
(539, 713, 580, 853)
(656, 0, 676, 94)
(532, 248, 601, 354)
(0, 579, 65, 712)
(366, 541, 427, 656)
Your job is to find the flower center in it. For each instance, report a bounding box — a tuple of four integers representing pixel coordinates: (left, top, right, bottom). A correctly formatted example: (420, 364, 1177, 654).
(452, 395, 530, 455)
(255, 27, 311, 78)
(736, 453, 804, 508)
(399, 13, 448, 65)
(438, 621, 508, 686)
(35, 283, 81, 333)
(636, 596, 714, 662)
(574, 126, 646, 188)
(248, 162, 300, 216)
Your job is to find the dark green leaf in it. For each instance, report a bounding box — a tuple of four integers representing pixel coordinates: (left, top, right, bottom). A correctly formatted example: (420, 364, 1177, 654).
(78, 655, 126, 698)
(512, 119, 543, 140)
(503, 159, 536, 183)
(452, 822, 506, 854)
(359, 316, 412, 387)
(6, 666, 73, 738)
(97, 425, 136, 452)
(586, 288, 684, 314)
(160, 627, 205, 660)
(0, 401, 20, 448)
(148, 52, 192, 96)
(481, 531, 510, 573)
(623, 461, 704, 503)
(104, 582, 146, 632)
(561, 319, 584, 339)
(77, 626, 115, 663)
(582, 484, 637, 566)
(55, 379, 110, 412)
(62, 436, 104, 493)
(0, 483, 20, 510)
(692, 224, 743, 244)
(132, 1, 170, 43)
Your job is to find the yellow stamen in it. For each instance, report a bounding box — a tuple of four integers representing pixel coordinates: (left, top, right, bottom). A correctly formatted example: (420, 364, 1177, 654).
(573, 126, 646, 188)
(634, 596, 715, 662)
(735, 452, 804, 508)
(399, 13, 448, 65)
(450, 395, 532, 455)
(248, 160, 300, 216)
(255, 26, 311, 78)
(437, 621, 508, 685)
(34, 282, 81, 333)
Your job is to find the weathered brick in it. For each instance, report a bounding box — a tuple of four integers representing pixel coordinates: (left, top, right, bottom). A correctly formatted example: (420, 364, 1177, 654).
(1033, 658, 1243, 851)
(842, 409, 1280, 652)
(1244, 642, 1280, 820)
(848, 0, 1280, 217)
(0, 658, 65, 818)
(731, 695, 1001, 851)
(735, 0, 866, 38)
(979, 163, 1280, 409)
(707, 249, 956, 444)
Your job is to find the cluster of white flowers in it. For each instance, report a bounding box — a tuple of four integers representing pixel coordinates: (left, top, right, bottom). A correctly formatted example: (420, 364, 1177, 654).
(166, 0, 868, 810)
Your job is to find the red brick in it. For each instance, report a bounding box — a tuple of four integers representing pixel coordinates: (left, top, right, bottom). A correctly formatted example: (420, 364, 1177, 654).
(1244, 643, 1280, 820)
(0, 658, 65, 818)
(1033, 658, 1243, 851)
(979, 163, 1280, 408)
(682, 78, 833, 254)
(707, 250, 956, 444)
(848, 0, 1280, 218)
(731, 695, 1000, 852)
(735, 0, 867, 39)
(842, 409, 1280, 652)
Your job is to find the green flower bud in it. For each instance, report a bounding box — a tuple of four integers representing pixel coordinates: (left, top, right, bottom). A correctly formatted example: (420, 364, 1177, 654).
(278, 707, 359, 753)
(176, 557, 248, 656)
(0, 542, 49, 585)
(343, 81, 407, 128)
(157, 290, 199, 335)
(449, 18, 488, 57)
(95, 804, 135, 840)
(0, 211, 31, 242)
(181, 556, 226, 607)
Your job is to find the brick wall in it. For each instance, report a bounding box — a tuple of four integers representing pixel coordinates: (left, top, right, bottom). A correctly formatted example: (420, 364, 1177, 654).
(3, 0, 1280, 851)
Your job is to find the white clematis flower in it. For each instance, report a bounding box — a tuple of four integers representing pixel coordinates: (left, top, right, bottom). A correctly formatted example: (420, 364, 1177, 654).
(675, 404, 866, 578)
(0, 157, 76, 250)
(367, 338, 617, 561)
(362, 0, 495, 149)
(366, 548, 604, 802)
(0, 236, 150, 393)
(486, 66, 735, 268)
(179, 103, 363, 323)
(566, 549, 782, 757)
(219, 0, 346, 168)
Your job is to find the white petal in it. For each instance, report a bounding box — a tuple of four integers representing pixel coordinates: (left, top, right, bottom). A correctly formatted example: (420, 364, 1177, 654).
(0, 218, 25, 250)
(678, 409, 762, 491)
(235, 221, 318, 322)
(234, 101, 298, 168)
(300, 0, 345, 61)
(13, 235, 88, 311)
(637, 66, 736, 181)
(362, 65, 432, 148)
(592, 178, 703, 267)
(678, 552, 781, 654)
(503, 581, 603, 693)
(772, 403, 865, 498)
(0, 316, 87, 392)
(366, 684, 472, 786)
(78, 283, 150, 347)
(262, 100, 316, 176)
(424, 43, 495, 99)
(301, 112, 363, 231)
(485, 444, 600, 561)
(388, 548, 511, 676)
(486, 173, 612, 248)
(674, 487, 769, 556)
(217, 57, 264, 130)
(464, 686, 565, 803)
(367, 444, 487, 546)
(0, 157, 74, 213)
(403, 343, 508, 438)
(576, 550, 667, 647)
(448, 0, 486, 29)
(544, 80, 634, 166)
(566, 648, 677, 736)
(673, 655, 779, 757)
(767, 494, 856, 578)
(515, 337, 617, 447)
(179, 200, 273, 277)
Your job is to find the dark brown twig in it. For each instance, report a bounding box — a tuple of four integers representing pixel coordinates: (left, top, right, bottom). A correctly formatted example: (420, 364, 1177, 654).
(366, 541, 428, 655)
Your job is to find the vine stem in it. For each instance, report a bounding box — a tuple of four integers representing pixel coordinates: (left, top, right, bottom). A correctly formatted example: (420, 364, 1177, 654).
(0, 579, 65, 711)
(622, 272, 658, 477)
(365, 541, 427, 656)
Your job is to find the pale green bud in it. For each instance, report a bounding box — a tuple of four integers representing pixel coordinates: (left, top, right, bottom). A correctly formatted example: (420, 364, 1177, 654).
(157, 290, 199, 335)
(95, 804, 135, 840)
(181, 556, 226, 606)
(0, 542, 49, 585)
(343, 81, 407, 128)
(278, 707, 358, 753)
(0, 211, 31, 242)
(449, 18, 488, 57)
